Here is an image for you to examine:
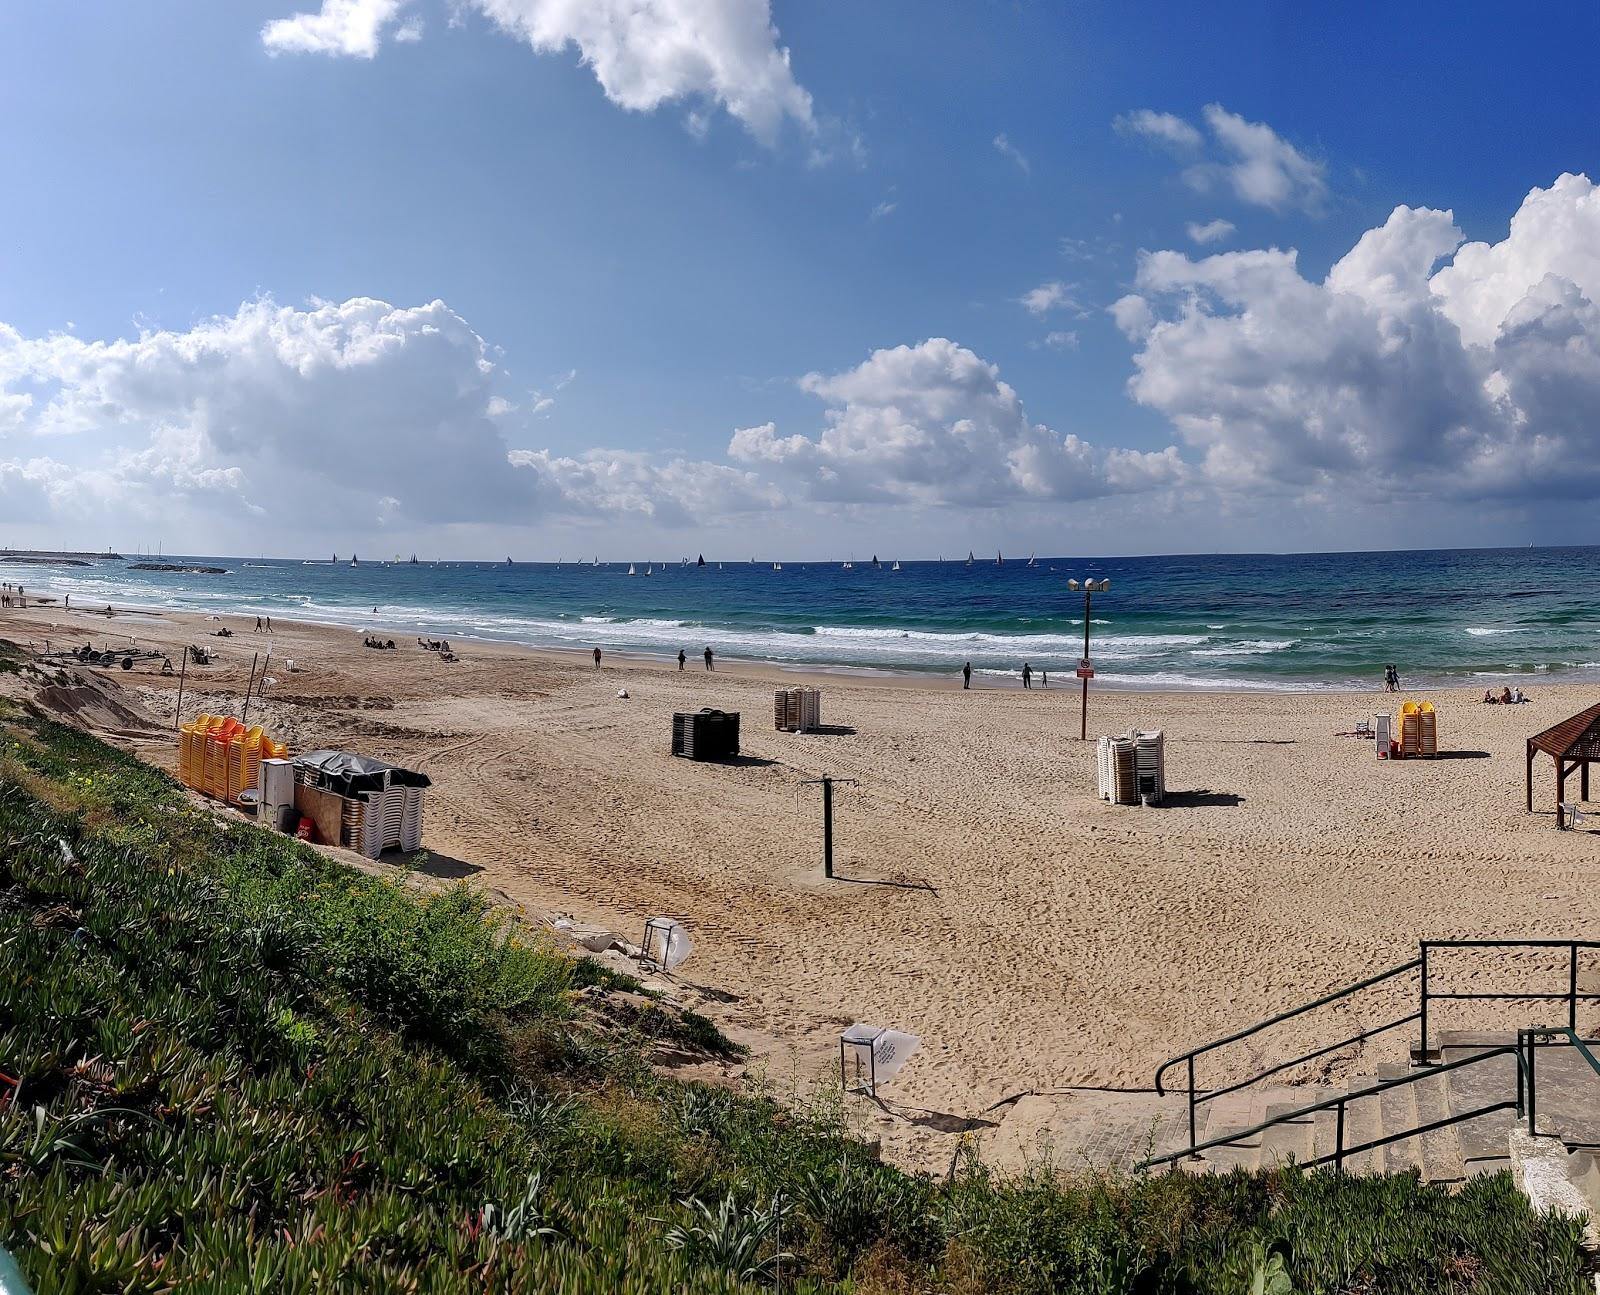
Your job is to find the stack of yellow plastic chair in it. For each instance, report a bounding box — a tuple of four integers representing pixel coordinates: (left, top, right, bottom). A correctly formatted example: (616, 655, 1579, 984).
(227, 726, 262, 804)
(177, 715, 289, 799)
(1417, 701, 1437, 757)
(1398, 701, 1439, 758)
(203, 718, 243, 799)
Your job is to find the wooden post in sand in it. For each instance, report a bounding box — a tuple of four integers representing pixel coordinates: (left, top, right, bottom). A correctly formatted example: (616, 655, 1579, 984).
(174, 650, 187, 731)
(1068, 579, 1110, 741)
(801, 776, 857, 879)
(241, 653, 260, 725)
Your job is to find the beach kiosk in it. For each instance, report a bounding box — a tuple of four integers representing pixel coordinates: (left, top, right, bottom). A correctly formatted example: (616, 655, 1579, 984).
(1526, 702, 1600, 827)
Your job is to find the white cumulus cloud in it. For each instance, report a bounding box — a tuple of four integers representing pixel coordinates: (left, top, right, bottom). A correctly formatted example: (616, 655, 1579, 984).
(0, 297, 772, 539)
(1119, 103, 1326, 214)
(1186, 218, 1236, 246)
(727, 338, 1184, 507)
(1019, 280, 1083, 317)
(262, 0, 411, 57)
(1115, 173, 1600, 504)
(264, 0, 815, 144)
(1114, 109, 1202, 152)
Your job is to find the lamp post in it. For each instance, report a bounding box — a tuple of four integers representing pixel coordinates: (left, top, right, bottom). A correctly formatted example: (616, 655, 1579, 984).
(1067, 578, 1110, 740)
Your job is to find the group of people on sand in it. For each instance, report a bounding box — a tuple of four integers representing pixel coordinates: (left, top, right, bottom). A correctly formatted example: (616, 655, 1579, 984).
(592, 646, 717, 671)
(364, 636, 397, 650)
(1484, 686, 1530, 704)
(253, 616, 274, 632)
(956, 660, 1048, 690)
(1, 582, 25, 608)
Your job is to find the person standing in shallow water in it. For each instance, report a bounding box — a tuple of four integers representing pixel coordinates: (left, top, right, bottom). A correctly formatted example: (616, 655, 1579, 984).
(962, 661, 971, 689)
(704, 646, 714, 671)
(677, 649, 686, 671)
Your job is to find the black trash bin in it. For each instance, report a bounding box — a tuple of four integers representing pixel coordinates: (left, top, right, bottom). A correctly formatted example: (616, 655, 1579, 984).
(671, 708, 740, 761)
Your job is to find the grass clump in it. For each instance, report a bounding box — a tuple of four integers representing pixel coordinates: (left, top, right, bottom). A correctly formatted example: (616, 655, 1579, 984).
(0, 702, 1591, 1292)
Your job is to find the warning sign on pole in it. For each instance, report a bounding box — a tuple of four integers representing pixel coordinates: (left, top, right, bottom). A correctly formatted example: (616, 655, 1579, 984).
(1076, 658, 1094, 679)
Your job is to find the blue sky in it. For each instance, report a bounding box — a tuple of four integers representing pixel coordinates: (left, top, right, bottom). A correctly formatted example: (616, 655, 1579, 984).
(3, 1, 1600, 558)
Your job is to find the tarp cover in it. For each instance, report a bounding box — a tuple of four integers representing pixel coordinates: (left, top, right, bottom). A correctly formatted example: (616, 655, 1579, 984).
(293, 749, 431, 796)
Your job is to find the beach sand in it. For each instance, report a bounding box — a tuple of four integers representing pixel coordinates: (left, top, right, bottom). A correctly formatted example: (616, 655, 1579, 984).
(5, 599, 1600, 1172)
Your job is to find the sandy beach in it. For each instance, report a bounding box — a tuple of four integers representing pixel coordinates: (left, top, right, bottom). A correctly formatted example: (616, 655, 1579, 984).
(4, 598, 1600, 1171)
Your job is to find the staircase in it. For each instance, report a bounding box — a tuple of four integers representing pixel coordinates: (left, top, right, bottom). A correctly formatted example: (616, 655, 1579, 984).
(1173, 1033, 1544, 1181)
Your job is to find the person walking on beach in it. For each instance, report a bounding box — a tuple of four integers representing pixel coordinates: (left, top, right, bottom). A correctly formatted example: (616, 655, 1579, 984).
(1040, 665, 1048, 688)
(255, 616, 263, 632)
(677, 649, 686, 671)
(1022, 662, 1033, 690)
(593, 647, 602, 670)
(266, 616, 273, 632)
(704, 646, 714, 671)
(1384, 664, 1400, 692)
(962, 660, 971, 689)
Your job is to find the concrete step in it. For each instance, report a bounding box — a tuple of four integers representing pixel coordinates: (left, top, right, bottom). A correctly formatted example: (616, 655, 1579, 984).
(1258, 1101, 1315, 1169)
(1341, 1079, 1385, 1174)
(1439, 1044, 1518, 1177)
(1194, 1091, 1261, 1172)
(1411, 1062, 1468, 1183)
(1374, 1063, 1424, 1174)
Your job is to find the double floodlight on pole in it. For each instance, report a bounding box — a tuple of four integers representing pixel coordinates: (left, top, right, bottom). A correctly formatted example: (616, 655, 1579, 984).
(1066, 578, 1111, 740)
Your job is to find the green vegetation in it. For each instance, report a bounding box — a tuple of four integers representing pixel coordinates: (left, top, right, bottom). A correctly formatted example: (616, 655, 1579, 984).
(0, 694, 1591, 1292)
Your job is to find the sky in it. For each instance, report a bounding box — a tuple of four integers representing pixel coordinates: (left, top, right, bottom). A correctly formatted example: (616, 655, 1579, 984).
(4, 1, 1600, 560)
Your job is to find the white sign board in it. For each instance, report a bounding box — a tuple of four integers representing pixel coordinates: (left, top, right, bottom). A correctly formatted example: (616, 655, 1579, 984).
(841, 1022, 920, 1087)
(643, 917, 694, 970)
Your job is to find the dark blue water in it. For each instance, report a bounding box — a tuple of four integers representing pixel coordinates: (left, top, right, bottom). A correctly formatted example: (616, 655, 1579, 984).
(5, 547, 1599, 690)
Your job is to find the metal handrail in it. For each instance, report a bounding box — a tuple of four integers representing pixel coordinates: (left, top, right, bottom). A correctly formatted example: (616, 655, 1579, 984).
(1153, 959, 1420, 1094)
(1523, 1026, 1600, 1142)
(1139, 1043, 1525, 1172)
(1151, 938, 1600, 1163)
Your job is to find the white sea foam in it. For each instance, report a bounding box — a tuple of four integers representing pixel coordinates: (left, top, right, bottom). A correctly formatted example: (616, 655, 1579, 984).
(1189, 639, 1298, 657)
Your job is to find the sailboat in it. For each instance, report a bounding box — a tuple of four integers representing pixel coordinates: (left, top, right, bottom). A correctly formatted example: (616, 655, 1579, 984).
(644, 565, 653, 576)
(1026, 552, 1036, 567)
(995, 551, 1003, 566)
(506, 556, 513, 565)
(966, 551, 974, 567)
(627, 563, 637, 576)
(891, 560, 901, 571)
(409, 554, 418, 564)
(871, 554, 880, 569)
(842, 558, 853, 569)
(772, 562, 782, 571)
(697, 554, 705, 567)
(351, 554, 359, 567)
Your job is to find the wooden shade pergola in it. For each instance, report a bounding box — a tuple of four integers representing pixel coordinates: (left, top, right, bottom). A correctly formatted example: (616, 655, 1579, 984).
(1526, 701, 1600, 825)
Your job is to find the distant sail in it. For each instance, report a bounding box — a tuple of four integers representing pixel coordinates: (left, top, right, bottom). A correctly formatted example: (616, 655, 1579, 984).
(628, 563, 636, 575)
(697, 553, 705, 566)
(1027, 552, 1036, 566)
(891, 560, 900, 571)
(773, 562, 782, 570)
(871, 554, 880, 568)
(966, 551, 974, 566)
(996, 551, 1003, 566)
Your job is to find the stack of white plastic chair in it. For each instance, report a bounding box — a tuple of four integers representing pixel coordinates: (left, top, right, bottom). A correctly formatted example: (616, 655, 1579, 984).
(798, 688, 822, 732)
(400, 786, 424, 852)
(382, 787, 405, 849)
(1097, 735, 1139, 804)
(1133, 729, 1165, 804)
(1096, 736, 1114, 800)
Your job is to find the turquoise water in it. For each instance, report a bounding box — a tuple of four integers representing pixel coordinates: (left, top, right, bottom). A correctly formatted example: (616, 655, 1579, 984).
(4, 547, 1599, 690)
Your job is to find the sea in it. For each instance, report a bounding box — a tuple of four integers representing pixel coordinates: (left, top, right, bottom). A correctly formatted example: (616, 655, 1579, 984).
(3, 546, 1598, 692)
